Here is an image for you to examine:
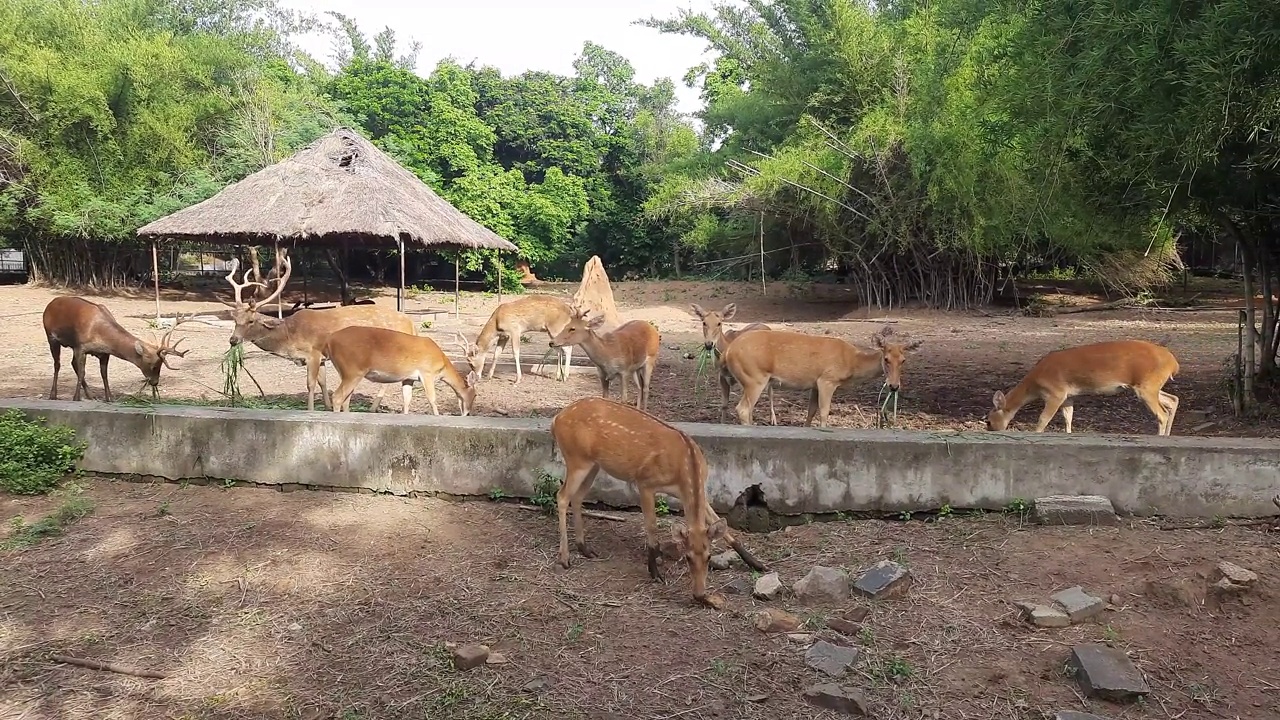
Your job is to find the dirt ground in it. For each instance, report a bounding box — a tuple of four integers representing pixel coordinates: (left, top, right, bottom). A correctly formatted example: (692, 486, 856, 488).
(0, 277, 1273, 437)
(2, 479, 1277, 719)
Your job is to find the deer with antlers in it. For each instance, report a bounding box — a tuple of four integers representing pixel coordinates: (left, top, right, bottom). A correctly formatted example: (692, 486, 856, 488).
(324, 327, 479, 415)
(42, 296, 190, 401)
(986, 339, 1180, 435)
(463, 296, 575, 383)
(550, 396, 767, 607)
(722, 327, 923, 427)
(690, 303, 776, 425)
(222, 251, 416, 411)
(549, 306, 661, 412)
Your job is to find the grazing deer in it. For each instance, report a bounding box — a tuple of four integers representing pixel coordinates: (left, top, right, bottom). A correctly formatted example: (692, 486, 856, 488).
(464, 296, 575, 383)
(723, 327, 922, 427)
(325, 327, 479, 415)
(549, 307, 661, 411)
(42, 296, 190, 401)
(222, 253, 415, 411)
(690, 303, 776, 425)
(986, 339, 1180, 435)
(549, 396, 767, 606)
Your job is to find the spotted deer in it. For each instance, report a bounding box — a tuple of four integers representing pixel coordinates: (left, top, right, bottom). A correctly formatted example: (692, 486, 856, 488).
(464, 296, 575, 383)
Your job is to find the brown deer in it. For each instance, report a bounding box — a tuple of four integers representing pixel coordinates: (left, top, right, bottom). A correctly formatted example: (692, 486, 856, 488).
(549, 396, 767, 606)
(222, 252, 415, 411)
(464, 295, 574, 383)
(723, 327, 922, 427)
(549, 307, 661, 411)
(324, 327, 479, 415)
(690, 303, 775, 425)
(43, 296, 190, 401)
(987, 339, 1180, 435)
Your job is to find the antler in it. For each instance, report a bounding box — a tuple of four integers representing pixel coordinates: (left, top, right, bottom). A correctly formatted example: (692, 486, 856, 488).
(249, 249, 292, 311)
(225, 258, 265, 306)
(157, 312, 192, 369)
(452, 331, 473, 356)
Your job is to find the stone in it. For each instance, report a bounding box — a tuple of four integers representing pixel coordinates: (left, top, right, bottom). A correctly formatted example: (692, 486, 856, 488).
(1068, 644, 1151, 701)
(753, 572, 784, 600)
(852, 560, 911, 600)
(522, 678, 551, 692)
(1051, 586, 1107, 623)
(709, 550, 742, 571)
(1014, 600, 1070, 628)
(701, 593, 729, 610)
(451, 644, 490, 671)
(485, 653, 508, 665)
(753, 608, 802, 633)
(793, 566, 851, 605)
(1034, 495, 1119, 526)
(802, 683, 869, 715)
(658, 538, 684, 561)
(724, 576, 754, 595)
(787, 633, 817, 644)
(1210, 561, 1257, 588)
(1054, 712, 1111, 720)
(805, 640, 861, 677)
(844, 607, 870, 623)
(826, 617, 861, 636)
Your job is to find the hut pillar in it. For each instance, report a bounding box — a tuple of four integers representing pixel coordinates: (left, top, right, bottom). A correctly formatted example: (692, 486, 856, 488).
(151, 240, 161, 322)
(454, 253, 460, 318)
(397, 237, 406, 313)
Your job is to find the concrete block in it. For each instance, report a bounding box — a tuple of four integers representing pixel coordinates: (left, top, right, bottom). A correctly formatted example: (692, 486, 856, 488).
(1068, 644, 1151, 701)
(852, 560, 910, 600)
(1051, 586, 1107, 623)
(1034, 495, 1119, 526)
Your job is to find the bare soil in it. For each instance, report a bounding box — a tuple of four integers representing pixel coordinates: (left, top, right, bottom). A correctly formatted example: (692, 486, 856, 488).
(0, 278, 1274, 437)
(2, 479, 1277, 719)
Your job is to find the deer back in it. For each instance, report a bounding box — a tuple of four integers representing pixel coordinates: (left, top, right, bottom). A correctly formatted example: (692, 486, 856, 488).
(494, 295, 573, 334)
(282, 304, 414, 352)
(723, 329, 871, 386)
(1031, 340, 1179, 392)
(552, 397, 701, 496)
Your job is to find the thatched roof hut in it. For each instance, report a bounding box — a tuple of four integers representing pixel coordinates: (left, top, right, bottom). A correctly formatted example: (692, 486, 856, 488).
(137, 128, 517, 252)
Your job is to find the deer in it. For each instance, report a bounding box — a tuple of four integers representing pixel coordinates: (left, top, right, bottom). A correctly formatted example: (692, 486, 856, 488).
(690, 303, 776, 425)
(548, 306, 661, 411)
(549, 396, 767, 607)
(42, 296, 190, 402)
(324, 327, 479, 415)
(986, 339, 1181, 436)
(722, 327, 923, 427)
(464, 295, 575, 383)
(222, 252, 416, 411)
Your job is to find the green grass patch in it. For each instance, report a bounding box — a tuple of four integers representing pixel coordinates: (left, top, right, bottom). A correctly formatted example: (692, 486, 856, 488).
(0, 410, 86, 495)
(2, 482, 94, 550)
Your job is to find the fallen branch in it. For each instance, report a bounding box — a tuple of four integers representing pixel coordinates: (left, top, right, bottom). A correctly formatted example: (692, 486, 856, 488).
(50, 654, 168, 679)
(512, 504, 628, 522)
(1052, 299, 1135, 315)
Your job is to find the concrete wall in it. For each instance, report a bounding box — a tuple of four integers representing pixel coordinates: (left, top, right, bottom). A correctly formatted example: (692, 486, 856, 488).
(3, 399, 1279, 518)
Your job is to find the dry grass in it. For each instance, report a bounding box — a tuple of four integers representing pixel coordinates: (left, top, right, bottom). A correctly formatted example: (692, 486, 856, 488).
(2, 479, 1277, 719)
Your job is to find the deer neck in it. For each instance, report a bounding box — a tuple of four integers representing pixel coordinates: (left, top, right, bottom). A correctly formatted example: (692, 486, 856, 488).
(575, 329, 623, 368)
(475, 314, 501, 352)
(998, 380, 1035, 414)
(246, 316, 298, 356)
(92, 317, 150, 367)
(844, 344, 884, 382)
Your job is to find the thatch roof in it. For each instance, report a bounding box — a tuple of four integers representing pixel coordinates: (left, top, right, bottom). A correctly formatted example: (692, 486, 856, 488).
(137, 128, 518, 251)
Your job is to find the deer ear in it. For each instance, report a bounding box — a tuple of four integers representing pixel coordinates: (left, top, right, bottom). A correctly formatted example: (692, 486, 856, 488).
(135, 340, 146, 357)
(720, 303, 737, 320)
(906, 339, 923, 353)
(690, 304, 706, 319)
(706, 517, 728, 541)
(670, 521, 690, 547)
(872, 333, 885, 349)
(467, 370, 479, 386)
(587, 314, 607, 330)
(992, 390, 1005, 409)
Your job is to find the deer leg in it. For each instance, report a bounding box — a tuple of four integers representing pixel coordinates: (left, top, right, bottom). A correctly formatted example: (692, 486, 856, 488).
(735, 377, 767, 426)
(1060, 399, 1075, 433)
(1034, 393, 1068, 432)
(619, 369, 629, 405)
(573, 465, 601, 560)
(718, 367, 732, 424)
(331, 375, 361, 412)
(816, 382, 839, 427)
(639, 487, 664, 582)
(71, 349, 89, 401)
(511, 333, 525, 384)
(640, 356, 656, 411)
(400, 381, 414, 414)
(767, 385, 778, 426)
(558, 460, 596, 569)
(98, 355, 112, 402)
(1158, 390, 1179, 436)
(597, 368, 611, 401)
(487, 337, 506, 380)
(422, 376, 440, 416)
(1134, 385, 1171, 436)
(306, 357, 321, 412)
(560, 345, 572, 382)
(47, 340, 61, 400)
(805, 387, 820, 426)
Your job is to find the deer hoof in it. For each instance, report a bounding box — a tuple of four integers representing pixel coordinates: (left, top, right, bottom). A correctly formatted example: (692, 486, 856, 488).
(577, 542, 598, 559)
(557, 557, 572, 571)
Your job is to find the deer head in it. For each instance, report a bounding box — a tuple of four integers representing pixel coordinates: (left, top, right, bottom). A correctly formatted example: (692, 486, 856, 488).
(224, 251, 293, 347)
(548, 305, 606, 348)
(690, 303, 737, 351)
(870, 326, 923, 392)
(137, 314, 192, 397)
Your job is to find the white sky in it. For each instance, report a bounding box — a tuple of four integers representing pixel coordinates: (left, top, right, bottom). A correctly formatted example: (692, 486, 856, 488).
(277, 0, 721, 116)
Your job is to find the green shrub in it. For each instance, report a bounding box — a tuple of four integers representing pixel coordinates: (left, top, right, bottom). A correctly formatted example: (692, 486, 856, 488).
(0, 410, 86, 495)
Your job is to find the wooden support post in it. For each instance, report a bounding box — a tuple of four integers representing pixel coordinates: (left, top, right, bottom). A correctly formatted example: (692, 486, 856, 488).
(454, 253, 461, 318)
(759, 211, 766, 296)
(274, 239, 283, 319)
(151, 240, 161, 322)
(397, 237, 406, 313)
(496, 253, 503, 307)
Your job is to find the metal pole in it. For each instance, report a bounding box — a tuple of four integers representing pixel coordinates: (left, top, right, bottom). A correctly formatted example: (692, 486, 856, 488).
(397, 237, 406, 313)
(151, 240, 161, 322)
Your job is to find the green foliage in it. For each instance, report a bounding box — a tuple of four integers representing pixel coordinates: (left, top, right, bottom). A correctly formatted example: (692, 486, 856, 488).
(0, 411, 86, 495)
(2, 482, 94, 550)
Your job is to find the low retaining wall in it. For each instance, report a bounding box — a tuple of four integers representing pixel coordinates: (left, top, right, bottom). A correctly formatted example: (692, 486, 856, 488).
(3, 399, 1279, 518)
